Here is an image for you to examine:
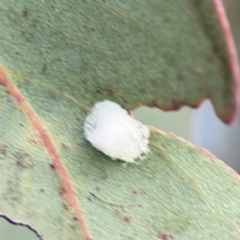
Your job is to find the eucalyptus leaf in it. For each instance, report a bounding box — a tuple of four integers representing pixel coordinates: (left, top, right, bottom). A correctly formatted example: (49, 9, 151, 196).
(0, 0, 239, 239)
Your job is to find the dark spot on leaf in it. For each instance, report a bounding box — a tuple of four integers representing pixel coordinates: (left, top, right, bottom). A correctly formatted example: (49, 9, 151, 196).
(96, 89, 101, 94)
(16, 160, 27, 168)
(14, 152, 32, 168)
(125, 32, 130, 36)
(63, 203, 70, 211)
(123, 216, 130, 223)
(87, 197, 92, 202)
(111, 68, 118, 74)
(20, 31, 33, 42)
(0, 143, 7, 156)
(96, 187, 100, 191)
(159, 234, 172, 240)
(140, 88, 146, 94)
(24, 80, 31, 86)
(171, 99, 180, 109)
(90, 28, 95, 32)
(40, 189, 44, 193)
(15, 52, 20, 55)
(73, 217, 78, 221)
(59, 187, 66, 196)
(89, 193, 96, 199)
(82, 79, 86, 84)
(23, 8, 28, 18)
(42, 64, 47, 73)
(61, 143, 69, 150)
(151, 80, 157, 85)
(50, 164, 55, 170)
(70, 224, 76, 230)
(194, 66, 204, 76)
(12, 197, 19, 203)
(206, 55, 214, 62)
(176, 74, 184, 80)
(27, 137, 38, 145)
(191, 38, 198, 46)
(84, 42, 90, 47)
(132, 190, 137, 195)
(107, 87, 115, 95)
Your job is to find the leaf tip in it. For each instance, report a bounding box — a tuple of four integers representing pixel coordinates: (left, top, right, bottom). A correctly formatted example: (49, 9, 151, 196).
(212, 0, 240, 124)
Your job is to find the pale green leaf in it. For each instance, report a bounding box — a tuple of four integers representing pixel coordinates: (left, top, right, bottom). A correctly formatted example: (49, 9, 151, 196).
(0, 0, 240, 240)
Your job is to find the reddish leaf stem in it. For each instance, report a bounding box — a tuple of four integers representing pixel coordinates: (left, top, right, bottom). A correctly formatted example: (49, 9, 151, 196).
(0, 68, 91, 240)
(212, 0, 240, 122)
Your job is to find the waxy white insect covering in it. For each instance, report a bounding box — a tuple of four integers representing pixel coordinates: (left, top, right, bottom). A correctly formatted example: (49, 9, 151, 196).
(83, 100, 150, 163)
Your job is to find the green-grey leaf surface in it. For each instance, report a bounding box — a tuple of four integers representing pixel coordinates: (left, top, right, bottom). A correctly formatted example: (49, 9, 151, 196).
(0, 0, 239, 123)
(0, 0, 240, 240)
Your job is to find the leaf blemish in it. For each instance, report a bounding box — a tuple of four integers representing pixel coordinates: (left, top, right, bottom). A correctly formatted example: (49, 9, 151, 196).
(194, 66, 204, 76)
(61, 143, 69, 150)
(28, 160, 34, 167)
(206, 55, 214, 62)
(111, 69, 118, 74)
(176, 74, 184, 80)
(132, 190, 137, 195)
(49, 163, 55, 170)
(42, 64, 47, 73)
(59, 186, 66, 196)
(70, 224, 77, 230)
(0, 143, 7, 156)
(63, 203, 70, 211)
(22, 8, 28, 18)
(159, 234, 173, 240)
(123, 216, 130, 223)
(16, 160, 27, 168)
(107, 87, 115, 95)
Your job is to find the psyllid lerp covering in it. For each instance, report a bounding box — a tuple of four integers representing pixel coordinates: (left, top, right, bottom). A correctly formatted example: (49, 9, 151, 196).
(83, 100, 150, 163)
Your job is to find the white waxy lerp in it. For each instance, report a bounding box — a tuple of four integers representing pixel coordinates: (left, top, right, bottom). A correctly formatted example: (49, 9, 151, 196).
(83, 100, 150, 163)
